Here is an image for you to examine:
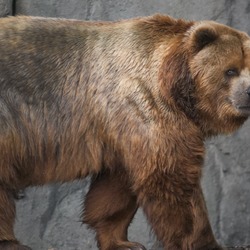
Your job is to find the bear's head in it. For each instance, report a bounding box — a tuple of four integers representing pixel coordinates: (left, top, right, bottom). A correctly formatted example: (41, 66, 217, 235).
(160, 20, 250, 137)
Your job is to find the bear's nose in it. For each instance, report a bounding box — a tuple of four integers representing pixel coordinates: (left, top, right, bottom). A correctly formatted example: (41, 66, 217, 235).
(247, 87, 250, 96)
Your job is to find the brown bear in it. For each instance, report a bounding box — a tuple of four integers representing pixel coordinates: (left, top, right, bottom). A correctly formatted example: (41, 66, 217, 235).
(0, 14, 250, 250)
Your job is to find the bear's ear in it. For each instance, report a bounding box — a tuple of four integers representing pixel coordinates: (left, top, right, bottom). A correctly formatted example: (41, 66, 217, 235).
(191, 24, 218, 52)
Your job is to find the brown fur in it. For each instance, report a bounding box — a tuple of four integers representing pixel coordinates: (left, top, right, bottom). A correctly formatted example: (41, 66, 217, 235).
(0, 14, 250, 250)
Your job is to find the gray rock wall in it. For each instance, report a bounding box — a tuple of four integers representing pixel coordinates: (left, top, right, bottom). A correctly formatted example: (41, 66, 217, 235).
(0, 0, 12, 16)
(1, 0, 250, 249)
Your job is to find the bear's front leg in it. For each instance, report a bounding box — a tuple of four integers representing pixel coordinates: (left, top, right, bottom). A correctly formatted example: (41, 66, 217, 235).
(0, 241, 31, 250)
(0, 186, 31, 250)
(132, 170, 222, 250)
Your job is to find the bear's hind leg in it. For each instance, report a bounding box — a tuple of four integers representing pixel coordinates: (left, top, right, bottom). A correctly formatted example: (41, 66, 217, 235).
(0, 186, 31, 250)
(83, 171, 146, 250)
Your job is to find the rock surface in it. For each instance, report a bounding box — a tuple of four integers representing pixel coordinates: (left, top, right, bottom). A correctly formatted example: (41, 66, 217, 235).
(0, 0, 12, 16)
(0, 0, 250, 249)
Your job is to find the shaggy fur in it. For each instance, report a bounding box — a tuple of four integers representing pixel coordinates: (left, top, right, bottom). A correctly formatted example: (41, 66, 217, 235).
(0, 14, 250, 250)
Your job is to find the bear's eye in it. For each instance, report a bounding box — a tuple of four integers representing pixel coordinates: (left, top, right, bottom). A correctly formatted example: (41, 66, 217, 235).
(225, 68, 239, 77)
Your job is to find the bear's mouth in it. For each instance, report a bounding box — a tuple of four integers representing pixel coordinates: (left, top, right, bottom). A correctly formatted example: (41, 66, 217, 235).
(238, 105, 250, 109)
(237, 106, 250, 116)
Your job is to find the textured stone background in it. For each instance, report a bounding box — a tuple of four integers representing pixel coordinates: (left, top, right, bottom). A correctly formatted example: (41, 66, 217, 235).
(0, 0, 12, 16)
(0, 0, 250, 249)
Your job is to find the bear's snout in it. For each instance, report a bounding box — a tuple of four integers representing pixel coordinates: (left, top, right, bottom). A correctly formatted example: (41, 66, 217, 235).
(229, 78, 250, 116)
(234, 83, 250, 115)
(246, 86, 250, 96)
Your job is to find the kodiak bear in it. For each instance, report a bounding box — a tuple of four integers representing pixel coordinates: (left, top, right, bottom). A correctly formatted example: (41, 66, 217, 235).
(0, 14, 250, 250)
